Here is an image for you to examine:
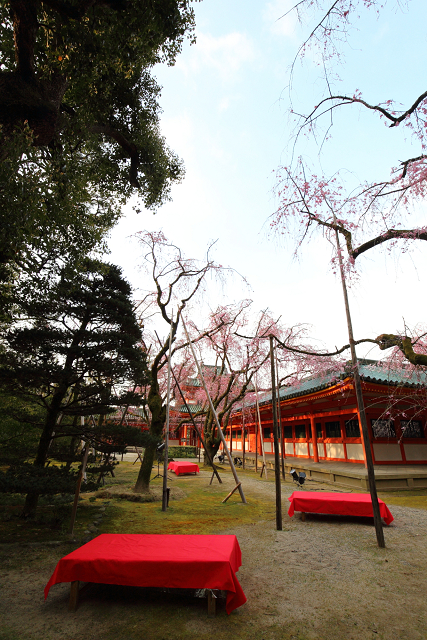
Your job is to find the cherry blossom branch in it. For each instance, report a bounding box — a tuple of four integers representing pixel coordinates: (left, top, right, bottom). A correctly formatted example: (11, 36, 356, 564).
(300, 90, 427, 131)
(273, 335, 378, 356)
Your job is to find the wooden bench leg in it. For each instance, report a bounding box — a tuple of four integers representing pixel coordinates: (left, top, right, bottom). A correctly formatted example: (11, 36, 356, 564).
(69, 581, 79, 612)
(207, 590, 216, 617)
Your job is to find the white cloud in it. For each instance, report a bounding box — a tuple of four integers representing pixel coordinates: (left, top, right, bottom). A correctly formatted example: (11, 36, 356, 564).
(176, 31, 256, 81)
(218, 96, 230, 112)
(158, 113, 194, 158)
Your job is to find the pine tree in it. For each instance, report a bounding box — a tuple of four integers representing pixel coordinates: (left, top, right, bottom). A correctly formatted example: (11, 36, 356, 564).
(0, 258, 150, 516)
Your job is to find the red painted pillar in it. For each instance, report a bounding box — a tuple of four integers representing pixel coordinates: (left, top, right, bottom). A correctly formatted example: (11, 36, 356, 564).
(310, 415, 319, 463)
(357, 408, 368, 469)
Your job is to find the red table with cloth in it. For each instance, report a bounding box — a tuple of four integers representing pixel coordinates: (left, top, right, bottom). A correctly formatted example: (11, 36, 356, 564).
(44, 533, 246, 614)
(168, 461, 200, 475)
(288, 491, 394, 524)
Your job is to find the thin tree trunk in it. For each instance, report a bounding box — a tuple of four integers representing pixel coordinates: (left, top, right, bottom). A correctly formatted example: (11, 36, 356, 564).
(134, 389, 165, 492)
(162, 315, 173, 512)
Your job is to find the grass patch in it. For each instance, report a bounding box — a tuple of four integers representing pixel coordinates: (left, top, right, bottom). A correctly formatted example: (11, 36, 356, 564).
(3, 458, 427, 546)
(378, 490, 427, 510)
(97, 465, 275, 536)
(0, 461, 276, 544)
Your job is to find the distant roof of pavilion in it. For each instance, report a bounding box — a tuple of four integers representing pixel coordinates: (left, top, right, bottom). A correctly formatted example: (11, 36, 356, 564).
(176, 403, 203, 414)
(239, 359, 427, 411)
(186, 364, 229, 388)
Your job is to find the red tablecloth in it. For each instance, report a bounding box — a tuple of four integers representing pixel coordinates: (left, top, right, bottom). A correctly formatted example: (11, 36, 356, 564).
(44, 534, 246, 614)
(168, 461, 200, 475)
(288, 491, 394, 525)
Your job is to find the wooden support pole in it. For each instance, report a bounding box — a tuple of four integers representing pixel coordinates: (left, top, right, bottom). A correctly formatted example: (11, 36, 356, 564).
(182, 317, 246, 504)
(171, 370, 222, 484)
(275, 349, 286, 478)
(242, 400, 246, 470)
(68, 423, 89, 537)
(270, 336, 282, 531)
(162, 314, 174, 512)
(334, 225, 385, 548)
(254, 407, 258, 472)
(254, 377, 267, 479)
(221, 482, 242, 503)
(132, 450, 144, 465)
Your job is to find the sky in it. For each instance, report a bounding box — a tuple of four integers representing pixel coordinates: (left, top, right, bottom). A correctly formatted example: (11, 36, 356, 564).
(107, 0, 427, 360)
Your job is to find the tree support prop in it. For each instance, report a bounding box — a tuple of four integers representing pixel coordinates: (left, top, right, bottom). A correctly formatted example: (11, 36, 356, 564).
(132, 450, 144, 465)
(182, 317, 244, 501)
(209, 468, 221, 485)
(68, 438, 90, 537)
(221, 482, 242, 504)
(172, 368, 222, 485)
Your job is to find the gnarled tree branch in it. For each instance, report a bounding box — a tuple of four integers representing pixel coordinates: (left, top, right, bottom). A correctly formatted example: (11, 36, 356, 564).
(377, 334, 427, 366)
(90, 124, 140, 188)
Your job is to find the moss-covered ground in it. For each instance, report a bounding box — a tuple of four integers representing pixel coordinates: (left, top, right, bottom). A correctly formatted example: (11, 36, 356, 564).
(0, 461, 277, 543)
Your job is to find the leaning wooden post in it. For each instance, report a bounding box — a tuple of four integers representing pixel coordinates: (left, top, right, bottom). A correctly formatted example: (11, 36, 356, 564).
(254, 377, 268, 479)
(254, 407, 258, 472)
(270, 336, 282, 531)
(275, 347, 286, 478)
(242, 399, 246, 470)
(182, 317, 247, 504)
(171, 369, 222, 484)
(334, 226, 385, 548)
(162, 313, 174, 512)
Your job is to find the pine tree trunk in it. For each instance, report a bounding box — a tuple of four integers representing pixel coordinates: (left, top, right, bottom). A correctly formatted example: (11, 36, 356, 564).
(21, 395, 62, 517)
(22, 490, 39, 518)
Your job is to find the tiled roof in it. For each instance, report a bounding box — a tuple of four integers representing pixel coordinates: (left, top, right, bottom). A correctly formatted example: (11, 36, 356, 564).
(177, 403, 203, 414)
(185, 364, 229, 387)
(248, 360, 427, 409)
(186, 377, 202, 387)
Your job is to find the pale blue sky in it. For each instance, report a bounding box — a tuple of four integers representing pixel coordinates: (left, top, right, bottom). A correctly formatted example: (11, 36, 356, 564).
(108, 0, 427, 356)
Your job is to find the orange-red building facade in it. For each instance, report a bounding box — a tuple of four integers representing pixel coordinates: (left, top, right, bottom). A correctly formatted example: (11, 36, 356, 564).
(224, 366, 427, 466)
(124, 363, 427, 466)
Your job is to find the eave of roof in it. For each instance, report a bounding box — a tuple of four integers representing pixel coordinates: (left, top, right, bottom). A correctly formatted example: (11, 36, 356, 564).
(237, 361, 427, 412)
(176, 403, 203, 414)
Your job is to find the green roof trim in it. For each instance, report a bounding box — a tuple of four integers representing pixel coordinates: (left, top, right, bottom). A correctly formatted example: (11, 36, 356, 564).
(177, 403, 203, 414)
(237, 360, 427, 412)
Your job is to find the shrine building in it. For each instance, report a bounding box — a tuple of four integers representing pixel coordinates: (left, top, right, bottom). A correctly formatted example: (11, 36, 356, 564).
(226, 360, 427, 467)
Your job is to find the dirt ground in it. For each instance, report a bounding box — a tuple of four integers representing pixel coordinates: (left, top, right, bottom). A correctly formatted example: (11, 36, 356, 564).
(1, 466, 427, 640)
